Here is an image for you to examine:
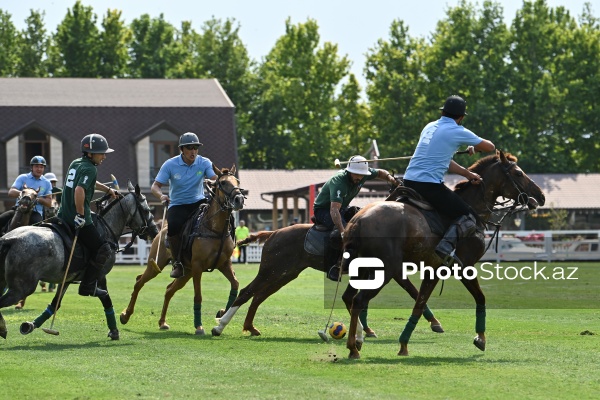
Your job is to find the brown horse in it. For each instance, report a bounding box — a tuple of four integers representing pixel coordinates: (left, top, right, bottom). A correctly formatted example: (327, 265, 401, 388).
(340, 150, 546, 358)
(120, 165, 245, 334)
(211, 224, 444, 337)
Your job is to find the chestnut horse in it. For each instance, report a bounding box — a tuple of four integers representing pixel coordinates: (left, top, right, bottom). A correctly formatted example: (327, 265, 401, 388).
(120, 165, 245, 334)
(211, 225, 444, 337)
(341, 150, 546, 358)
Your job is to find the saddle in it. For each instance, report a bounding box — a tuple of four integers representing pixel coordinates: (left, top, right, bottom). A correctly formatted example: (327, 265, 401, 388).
(173, 204, 236, 270)
(387, 186, 446, 236)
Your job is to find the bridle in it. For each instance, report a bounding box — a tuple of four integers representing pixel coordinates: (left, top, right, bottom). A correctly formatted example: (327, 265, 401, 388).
(212, 172, 244, 211)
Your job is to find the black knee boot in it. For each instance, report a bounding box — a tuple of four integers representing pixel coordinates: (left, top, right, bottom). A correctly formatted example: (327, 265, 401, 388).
(168, 235, 184, 278)
(325, 231, 344, 281)
(79, 261, 108, 297)
(435, 214, 477, 267)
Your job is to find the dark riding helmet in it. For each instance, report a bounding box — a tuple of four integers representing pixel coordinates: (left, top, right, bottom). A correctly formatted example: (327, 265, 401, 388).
(440, 95, 468, 116)
(81, 133, 114, 154)
(30, 155, 47, 166)
(178, 132, 203, 148)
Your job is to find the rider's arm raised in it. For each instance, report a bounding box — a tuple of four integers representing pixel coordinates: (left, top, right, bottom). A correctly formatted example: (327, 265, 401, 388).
(474, 139, 495, 153)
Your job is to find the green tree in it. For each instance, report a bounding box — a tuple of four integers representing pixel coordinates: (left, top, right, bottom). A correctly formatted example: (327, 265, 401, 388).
(128, 13, 176, 78)
(334, 74, 372, 155)
(16, 10, 49, 77)
(508, 0, 582, 172)
(364, 19, 428, 170)
(98, 9, 131, 78)
(242, 18, 350, 169)
(0, 9, 19, 76)
(48, 1, 100, 77)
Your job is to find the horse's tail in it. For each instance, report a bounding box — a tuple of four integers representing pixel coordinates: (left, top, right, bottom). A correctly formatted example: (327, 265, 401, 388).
(238, 231, 274, 246)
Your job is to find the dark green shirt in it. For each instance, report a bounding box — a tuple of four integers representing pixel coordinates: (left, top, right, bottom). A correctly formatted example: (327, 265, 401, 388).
(313, 168, 378, 210)
(58, 157, 97, 227)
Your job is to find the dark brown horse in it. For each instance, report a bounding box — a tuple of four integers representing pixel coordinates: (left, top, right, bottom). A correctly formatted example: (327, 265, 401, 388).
(210, 224, 444, 337)
(341, 150, 545, 358)
(120, 165, 245, 334)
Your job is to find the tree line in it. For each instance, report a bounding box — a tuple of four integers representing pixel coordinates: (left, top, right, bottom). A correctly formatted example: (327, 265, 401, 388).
(1, 0, 598, 173)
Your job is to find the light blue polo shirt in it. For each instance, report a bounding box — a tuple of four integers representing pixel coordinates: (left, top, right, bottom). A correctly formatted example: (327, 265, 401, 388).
(404, 117, 483, 183)
(155, 154, 216, 208)
(12, 173, 53, 215)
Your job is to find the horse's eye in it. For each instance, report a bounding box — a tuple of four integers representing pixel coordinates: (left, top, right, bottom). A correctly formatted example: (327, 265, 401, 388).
(515, 170, 523, 177)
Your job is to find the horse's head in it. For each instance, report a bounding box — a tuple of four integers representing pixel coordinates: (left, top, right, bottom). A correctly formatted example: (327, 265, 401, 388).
(125, 181, 159, 240)
(16, 186, 39, 214)
(212, 164, 245, 211)
(465, 150, 545, 210)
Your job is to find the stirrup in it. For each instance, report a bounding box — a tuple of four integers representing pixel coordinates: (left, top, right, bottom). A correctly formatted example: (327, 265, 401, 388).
(170, 262, 184, 278)
(437, 250, 463, 268)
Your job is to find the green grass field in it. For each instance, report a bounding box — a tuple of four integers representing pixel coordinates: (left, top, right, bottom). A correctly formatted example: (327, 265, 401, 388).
(1, 262, 598, 399)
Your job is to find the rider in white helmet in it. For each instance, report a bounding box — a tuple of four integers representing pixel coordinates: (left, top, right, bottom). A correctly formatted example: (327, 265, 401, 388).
(313, 155, 399, 281)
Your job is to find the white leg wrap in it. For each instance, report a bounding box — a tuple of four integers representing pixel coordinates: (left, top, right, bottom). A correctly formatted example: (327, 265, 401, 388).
(214, 306, 239, 333)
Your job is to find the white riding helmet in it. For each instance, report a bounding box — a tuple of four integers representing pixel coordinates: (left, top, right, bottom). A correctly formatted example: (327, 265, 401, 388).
(44, 172, 58, 182)
(345, 155, 370, 175)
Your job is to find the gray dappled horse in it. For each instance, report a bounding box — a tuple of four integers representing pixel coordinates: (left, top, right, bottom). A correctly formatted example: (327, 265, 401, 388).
(0, 182, 158, 339)
(340, 151, 546, 358)
(120, 165, 245, 335)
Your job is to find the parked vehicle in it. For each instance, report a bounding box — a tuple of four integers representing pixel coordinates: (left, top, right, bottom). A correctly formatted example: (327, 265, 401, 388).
(480, 237, 546, 262)
(552, 239, 600, 261)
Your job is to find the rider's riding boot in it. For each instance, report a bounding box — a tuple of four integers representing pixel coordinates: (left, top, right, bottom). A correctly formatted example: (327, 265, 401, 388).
(435, 214, 477, 267)
(168, 235, 184, 279)
(79, 261, 108, 297)
(325, 231, 345, 281)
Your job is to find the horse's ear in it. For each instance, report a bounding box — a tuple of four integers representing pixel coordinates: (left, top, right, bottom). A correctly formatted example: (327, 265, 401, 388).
(213, 163, 222, 176)
(498, 149, 508, 164)
(230, 164, 236, 175)
(23, 183, 28, 189)
(127, 180, 135, 193)
(135, 184, 141, 196)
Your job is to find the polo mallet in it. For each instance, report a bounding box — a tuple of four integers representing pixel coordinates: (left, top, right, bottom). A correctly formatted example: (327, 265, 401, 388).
(149, 202, 168, 272)
(317, 252, 349, 342)
(42, 229, 80, 336)
(333, 150, 471, 168)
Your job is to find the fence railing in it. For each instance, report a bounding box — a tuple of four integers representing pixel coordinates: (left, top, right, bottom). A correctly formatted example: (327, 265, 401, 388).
(114, 230, 600, 265)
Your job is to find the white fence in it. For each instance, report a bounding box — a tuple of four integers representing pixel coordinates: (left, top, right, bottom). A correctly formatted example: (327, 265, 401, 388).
(114, 230, 600, 265)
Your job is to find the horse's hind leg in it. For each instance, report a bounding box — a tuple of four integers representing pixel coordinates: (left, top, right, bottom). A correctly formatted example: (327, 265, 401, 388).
(0, 288, 28, 338)
(21, 283, 71, 335)
(392, 273, 444, 333)
(219, 260, 240, 313)
(120, 244, 170, 325)
(159, 274, 192, 330)
(399, 277, 439, 356)
(212, 272, 260, 336)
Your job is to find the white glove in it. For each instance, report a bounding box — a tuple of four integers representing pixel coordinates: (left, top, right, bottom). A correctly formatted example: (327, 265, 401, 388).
(74, 213, 86, 228)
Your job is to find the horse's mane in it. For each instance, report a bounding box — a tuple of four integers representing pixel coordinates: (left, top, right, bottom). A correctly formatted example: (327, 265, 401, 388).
(454, 152, 518, 192)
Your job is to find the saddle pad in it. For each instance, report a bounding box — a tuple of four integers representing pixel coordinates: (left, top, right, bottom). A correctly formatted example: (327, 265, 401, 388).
(304, 225, 331, 256)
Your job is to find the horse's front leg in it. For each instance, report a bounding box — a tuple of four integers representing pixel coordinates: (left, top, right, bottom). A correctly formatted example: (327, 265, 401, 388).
(159, 274, 192, 330)
(392, 273, 444, 333)
(98, 278, 119, 340)
(192, 272, 204, 335)
(460, 277, 486, 351)
(399, 276, 439, 356)
(121, 233, 171, 324)
(20, 283, 71, 335)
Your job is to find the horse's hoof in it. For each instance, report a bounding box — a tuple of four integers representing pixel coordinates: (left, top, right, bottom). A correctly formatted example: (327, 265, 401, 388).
(430, 323, 445, 333)
(356, 341, 363, 351)
(244, 326, 261, 336)
(20, 322, 35, 335)
(211, 327, 221, 336)
(15, 302, 23, 310)
(119, 311, 130, 325)
(398, 342, 409, 356)
(159, 323, 170, 330)
(0, 331, 6, 340)
(215, 309, 226, 318)
(348, 350, 361, 359)
(108, 329, 120, 340)
(364, 328, 378, 338)
(195, 327, 205, 335)
(473, 336, 486, 351)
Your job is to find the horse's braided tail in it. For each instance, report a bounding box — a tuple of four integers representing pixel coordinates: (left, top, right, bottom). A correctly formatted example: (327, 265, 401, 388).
(238, 231, 274, 246)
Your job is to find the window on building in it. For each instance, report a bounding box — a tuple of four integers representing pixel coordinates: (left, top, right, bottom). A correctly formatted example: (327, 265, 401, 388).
(150, 129, 179, 182)
(20, 130, 50, 173)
